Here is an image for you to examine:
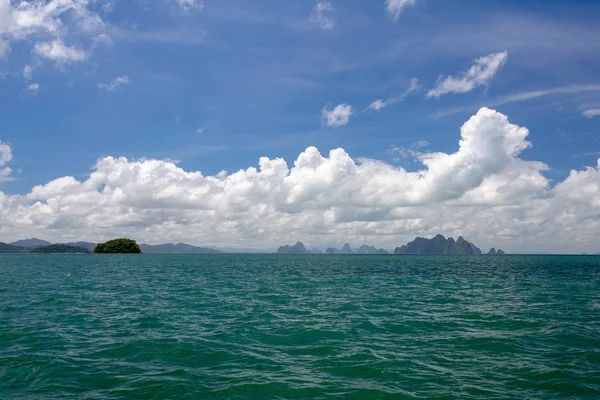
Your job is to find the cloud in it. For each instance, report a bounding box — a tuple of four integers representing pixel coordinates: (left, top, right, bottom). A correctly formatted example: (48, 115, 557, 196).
(386, 140, 431, 162)
(386, 0, 416, 21)
(583, 109, 600, 119)
(0, 0, 104, 65)
(98, 76, 131, 92)
(310, 2, 335, 30)
(2, 108, 600, 252)
(322, 104, 353, 127)
(367, 78, 419, 111)
(27, 82, 39, 93)
(435, 84, 600, 118)
(175, 0, 204, 12)
(33, 39, 88, 64)
(0, 140, 12, 182)
(93, 33, 113, 47)
(0, 40, 10, 57)
(23, 65, 34, 80)
(427, 51, 508, 98)
(196, 128, 203, 134)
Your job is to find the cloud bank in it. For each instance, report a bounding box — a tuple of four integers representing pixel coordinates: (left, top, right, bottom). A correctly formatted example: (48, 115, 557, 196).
(1, 108, 599, 253)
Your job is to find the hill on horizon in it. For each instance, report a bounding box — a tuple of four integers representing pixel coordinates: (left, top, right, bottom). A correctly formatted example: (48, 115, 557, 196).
(9, 238, 51, 248)
(139, 243, 223, 254)
(394, 234, 483, 255)
(0, 242, 27, 253)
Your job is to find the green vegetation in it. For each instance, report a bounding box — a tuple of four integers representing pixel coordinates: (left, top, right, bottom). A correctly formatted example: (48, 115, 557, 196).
(94, 238, 141, 254)
(30, 244, 91, 254)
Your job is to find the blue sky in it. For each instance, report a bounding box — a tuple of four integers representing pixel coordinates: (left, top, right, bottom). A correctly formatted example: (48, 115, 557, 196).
(1, 0, 600, 252)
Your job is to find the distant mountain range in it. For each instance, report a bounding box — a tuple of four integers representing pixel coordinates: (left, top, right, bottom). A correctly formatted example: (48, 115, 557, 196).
(0, 238, 224, 254)
(325, 243, 388, 255)
(0, 242, 28, 253)
(277, 242, 388, 255)
(277, 235, 506, 255)
(139, 243, 223, 254)
(394, 234, 482, 254)
(277, 242, 310, 254)
(9, 238, 51, 248)
(1, 236, 507, 255)
(393, 234, 506, 255)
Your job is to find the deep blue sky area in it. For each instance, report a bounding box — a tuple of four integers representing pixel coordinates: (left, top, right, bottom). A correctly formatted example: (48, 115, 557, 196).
(1, 0, 598, 192)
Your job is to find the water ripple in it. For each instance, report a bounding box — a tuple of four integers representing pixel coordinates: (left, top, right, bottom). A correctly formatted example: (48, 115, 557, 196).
(1, 254, 600, 399)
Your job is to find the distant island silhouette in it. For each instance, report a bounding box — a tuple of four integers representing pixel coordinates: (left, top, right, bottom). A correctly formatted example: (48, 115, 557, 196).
(1, 235, 506, 255)
(277, 235, 506, 255)
(0, 238, 224, 254)
(94, 239, 141, 254)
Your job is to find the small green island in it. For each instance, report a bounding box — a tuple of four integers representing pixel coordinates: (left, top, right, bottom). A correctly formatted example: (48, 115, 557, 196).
(94, 238, 142, 254)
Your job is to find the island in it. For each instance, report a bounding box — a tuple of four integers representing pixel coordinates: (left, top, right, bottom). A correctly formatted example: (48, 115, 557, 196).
(325, 243, 388, 255)
(277, 241, 309, 254)
(487, 248, 506, 255)
(94, 238, 141, 254)
(394, 234, 482, 255)
(277, 242, 389, 255)
(30, 244, 91, 254)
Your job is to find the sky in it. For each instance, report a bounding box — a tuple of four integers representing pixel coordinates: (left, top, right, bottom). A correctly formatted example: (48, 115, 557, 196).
(1, 0, 600, 253)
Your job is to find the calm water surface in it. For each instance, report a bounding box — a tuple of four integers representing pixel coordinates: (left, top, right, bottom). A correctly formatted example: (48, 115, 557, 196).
(1, 254, 600, 399)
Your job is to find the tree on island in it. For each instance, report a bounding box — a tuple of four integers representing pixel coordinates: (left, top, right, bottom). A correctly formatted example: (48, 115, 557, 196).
(30, 244, 91, 254)
(94, 238, 141, 254)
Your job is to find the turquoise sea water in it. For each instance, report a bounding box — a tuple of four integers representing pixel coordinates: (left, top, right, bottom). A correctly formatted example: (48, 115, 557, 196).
(1, 254, 600, 399)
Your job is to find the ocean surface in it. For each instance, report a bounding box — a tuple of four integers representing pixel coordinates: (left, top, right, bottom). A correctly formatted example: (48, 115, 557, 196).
(1, 254, 600, 399)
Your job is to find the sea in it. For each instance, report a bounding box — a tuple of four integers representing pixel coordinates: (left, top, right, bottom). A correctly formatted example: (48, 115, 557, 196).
(1, 254, 599, 399)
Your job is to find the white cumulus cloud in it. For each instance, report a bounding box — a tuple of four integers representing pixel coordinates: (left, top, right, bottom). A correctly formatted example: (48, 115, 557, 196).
(33, 39, 88, 64)
(98, 76, 131, 92)
(386, 0, 416, 21)
(0, 140, 13, 182)
(582, 109, 600, 119)
(427, 51, 508, 98)
(310, 2, 335, 30)
(0, 0, 105, 66)
(1, 108, 600, 253)
(322, 104, 353, 127)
